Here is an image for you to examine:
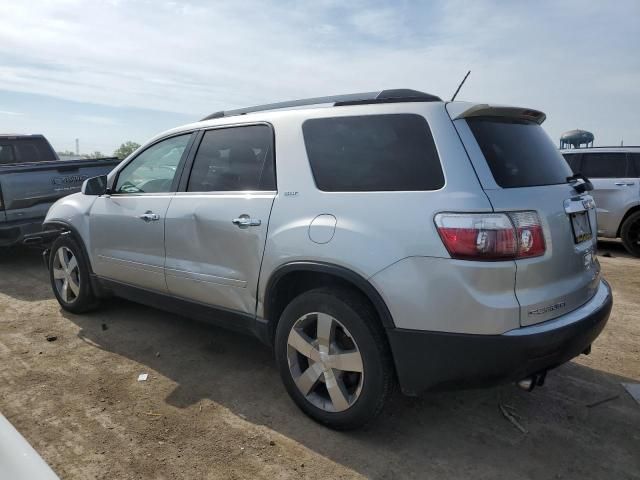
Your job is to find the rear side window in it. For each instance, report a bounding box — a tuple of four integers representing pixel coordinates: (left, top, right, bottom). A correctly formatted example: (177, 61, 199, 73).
(562, 153, 580, 173)
(631, 153, 640, 177)
(187, 125, 275, 192)
(0, 137, 56, 164)
(302, 114, 444, 192)
(581, 153, 627, 178)
(468, 118, 572, 188)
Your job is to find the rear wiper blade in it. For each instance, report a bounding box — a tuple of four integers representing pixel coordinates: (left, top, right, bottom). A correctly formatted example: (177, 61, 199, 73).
(567, 173, 593, 193)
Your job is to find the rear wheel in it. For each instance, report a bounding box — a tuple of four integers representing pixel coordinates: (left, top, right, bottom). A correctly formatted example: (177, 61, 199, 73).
(49, 235, 99, 313)
(621, 211, 640, 257)
(275, 288, 393, 430)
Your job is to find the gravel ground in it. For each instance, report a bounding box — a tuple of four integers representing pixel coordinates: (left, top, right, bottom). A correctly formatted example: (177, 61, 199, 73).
(0, 240, 639, 480)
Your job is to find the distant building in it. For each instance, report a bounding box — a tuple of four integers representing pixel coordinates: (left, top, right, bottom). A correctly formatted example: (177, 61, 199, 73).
(560, 129, 594, 149)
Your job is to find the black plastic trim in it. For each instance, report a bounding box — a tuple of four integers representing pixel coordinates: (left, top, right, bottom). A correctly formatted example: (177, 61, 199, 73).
(387, 282, 612, 396)
(264, 261, 395, 330)
(95, 277, 270, 344)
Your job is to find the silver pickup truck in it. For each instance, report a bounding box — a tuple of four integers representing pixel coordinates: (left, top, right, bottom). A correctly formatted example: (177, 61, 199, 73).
(562, 147, 640, 256)
(0, 134, 119, 247)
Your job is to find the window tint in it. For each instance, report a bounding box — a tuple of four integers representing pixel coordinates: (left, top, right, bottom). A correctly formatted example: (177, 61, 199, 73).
(0, 137, 56, 164)
(115, 134, 190, 194)
(187, 125, 275, 192)
(630, 153, 640, 177)
(581, 153, 627, 178)
(302, 114, 444, 192)
(562, 153, 580, 173)
(0, 145, 16, 164)
(468, 118, 572, 188)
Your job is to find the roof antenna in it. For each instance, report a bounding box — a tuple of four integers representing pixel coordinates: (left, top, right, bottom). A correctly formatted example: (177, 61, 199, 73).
(450, 70, 471, 101)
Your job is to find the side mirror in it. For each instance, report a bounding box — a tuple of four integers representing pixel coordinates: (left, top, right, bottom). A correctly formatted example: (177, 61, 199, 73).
(81, 175, 108, 196)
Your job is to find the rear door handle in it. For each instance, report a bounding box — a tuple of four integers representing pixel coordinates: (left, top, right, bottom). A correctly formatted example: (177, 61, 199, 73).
(614, 182, 635, 186)
(138, 211, 160, 222)
(232, 215, 261, 228)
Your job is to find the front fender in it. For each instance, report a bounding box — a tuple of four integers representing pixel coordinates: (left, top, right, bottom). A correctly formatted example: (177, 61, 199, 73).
(44, 192, 97, 260)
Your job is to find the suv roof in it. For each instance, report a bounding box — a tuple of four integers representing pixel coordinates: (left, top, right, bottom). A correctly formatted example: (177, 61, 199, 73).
(561, 146, 640, 153)
(200, 88, 442, 121)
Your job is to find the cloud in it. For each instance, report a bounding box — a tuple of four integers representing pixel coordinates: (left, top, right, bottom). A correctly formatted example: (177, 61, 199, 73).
(73, 115, 119, 126)
(0, 110, 24, 116)
(0, 0, 638, 145)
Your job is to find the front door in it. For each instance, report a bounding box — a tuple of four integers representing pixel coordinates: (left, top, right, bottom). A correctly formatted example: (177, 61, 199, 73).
(90, 133, 193, 292)
(164, 124, 276, 314)
(581, 152, 636, 236)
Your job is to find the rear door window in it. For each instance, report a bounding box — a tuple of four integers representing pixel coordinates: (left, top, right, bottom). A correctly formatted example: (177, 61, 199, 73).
(186, 124, 275, 192)
(580, 153, 628, 178)
(562, 153, 581, 173)
(302, 114, 444, 192)
(467, 118, 572, 188)
(0, 137, 56, 164)
(628, 153, 640, 177)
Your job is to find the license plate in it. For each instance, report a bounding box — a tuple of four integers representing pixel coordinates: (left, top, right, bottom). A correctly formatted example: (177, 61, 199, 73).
(570, 211, 592, 243)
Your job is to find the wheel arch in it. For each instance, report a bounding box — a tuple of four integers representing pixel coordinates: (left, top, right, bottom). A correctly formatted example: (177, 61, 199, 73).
(44, 220, 94, 274)
(617, 204, 640, 237)
(263, 261, 396, 344)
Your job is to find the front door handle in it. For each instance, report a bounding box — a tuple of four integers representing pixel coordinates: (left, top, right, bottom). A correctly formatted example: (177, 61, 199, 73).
(138, 211, 160, 222)
(614, 182, 635, 186)
(232, 215, 261, 228)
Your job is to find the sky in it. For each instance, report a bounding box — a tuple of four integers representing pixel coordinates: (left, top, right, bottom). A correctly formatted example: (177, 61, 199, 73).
(0, 0, 638, 154)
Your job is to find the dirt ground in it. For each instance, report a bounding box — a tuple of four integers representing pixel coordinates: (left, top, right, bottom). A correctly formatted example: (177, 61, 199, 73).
(0, 240, 639, 480)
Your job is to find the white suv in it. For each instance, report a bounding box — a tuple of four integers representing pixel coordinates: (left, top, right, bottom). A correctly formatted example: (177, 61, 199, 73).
(44, 89, 612, 429)
(562, 147, 640, 256)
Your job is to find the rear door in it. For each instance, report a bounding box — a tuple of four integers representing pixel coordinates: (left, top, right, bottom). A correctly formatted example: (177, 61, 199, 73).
(450, 106, 600, 327)
(580, 152, 636, 237)
(90, 133, 193, 292)
(164, 124, 276, 314)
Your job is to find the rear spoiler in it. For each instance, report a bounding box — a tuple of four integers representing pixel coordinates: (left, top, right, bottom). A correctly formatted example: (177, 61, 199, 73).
(454, 104, 546, 125)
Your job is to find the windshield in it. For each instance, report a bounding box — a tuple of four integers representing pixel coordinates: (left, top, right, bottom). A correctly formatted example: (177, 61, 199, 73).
(468, 118, 572, 188)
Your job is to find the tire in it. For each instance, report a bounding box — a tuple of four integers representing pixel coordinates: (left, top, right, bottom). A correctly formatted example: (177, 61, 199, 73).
(49, 234, 99, 313)
(621, 211, 640, 257)
(274, 287, 394, 430)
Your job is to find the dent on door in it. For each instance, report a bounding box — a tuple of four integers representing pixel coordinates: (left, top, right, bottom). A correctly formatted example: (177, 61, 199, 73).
(164, 193, 275, 313)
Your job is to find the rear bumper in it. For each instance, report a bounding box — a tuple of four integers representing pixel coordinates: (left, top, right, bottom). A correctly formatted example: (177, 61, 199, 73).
(0, 218, 61, 247)
(388, 279, 613, 396)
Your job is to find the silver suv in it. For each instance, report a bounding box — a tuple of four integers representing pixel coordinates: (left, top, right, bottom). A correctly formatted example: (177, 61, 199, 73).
(44, 89, 612, 429)
(562, 147, 640, 256)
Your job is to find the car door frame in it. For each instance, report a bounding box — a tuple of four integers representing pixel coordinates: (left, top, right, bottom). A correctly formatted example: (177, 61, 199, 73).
(89, 131, 198, 290)
(164, 121, 277, 315)
(106, 131, 199, 194)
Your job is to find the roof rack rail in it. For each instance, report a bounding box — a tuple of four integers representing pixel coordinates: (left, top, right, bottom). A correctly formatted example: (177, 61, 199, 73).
(200, 89, 442, 121)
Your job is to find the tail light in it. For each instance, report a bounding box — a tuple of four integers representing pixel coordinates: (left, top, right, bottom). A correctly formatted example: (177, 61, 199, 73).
(435, 211, 545, 261)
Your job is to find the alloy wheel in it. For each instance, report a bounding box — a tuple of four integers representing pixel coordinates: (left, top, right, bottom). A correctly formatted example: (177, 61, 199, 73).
(287, 312, 364, 412)
(52, 246, 81, 303)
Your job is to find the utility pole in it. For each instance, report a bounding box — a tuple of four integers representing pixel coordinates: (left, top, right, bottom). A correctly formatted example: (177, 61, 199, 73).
(75, 138, 79, 155)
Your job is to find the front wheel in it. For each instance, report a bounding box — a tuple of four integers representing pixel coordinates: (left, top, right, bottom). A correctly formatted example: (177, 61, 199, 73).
(275, 288, 394, 430)
(49, 235, 99, 313)
(621, 211, 640, 257)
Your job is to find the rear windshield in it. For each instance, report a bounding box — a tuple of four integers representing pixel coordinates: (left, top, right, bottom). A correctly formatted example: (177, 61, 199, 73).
(0, 137, 57, 165)
(468, 118, 572, 188)
(302, 114, 444, 191)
